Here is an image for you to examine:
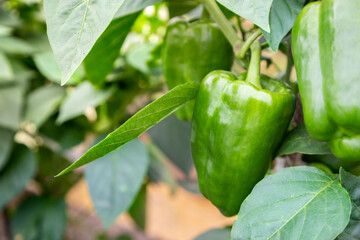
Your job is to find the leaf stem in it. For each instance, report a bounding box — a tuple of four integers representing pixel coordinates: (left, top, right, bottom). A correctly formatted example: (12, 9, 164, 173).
(201, 0, 242, 53)
(246, 40, 262, 89)
(239, 29, 262, 58)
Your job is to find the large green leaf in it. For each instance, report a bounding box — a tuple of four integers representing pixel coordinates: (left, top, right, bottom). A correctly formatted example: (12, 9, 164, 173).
(0, 84, 23, 130)
(85, 139, 149, 228)
(0, 127, 14, 171)
(148, 114, 193, 175)
(84, 13, 139, 86)
(0, 52, 13, 82)
(10, 196, 67, 240)
(115, 0, 162, 18)
(262, 0, 305, 52)
(56, 82, 115, 124)
(337, 169, 360, 240)
(147, 141, 177, 191)
(36, 147, 81, 197)
(0, 145, 37, 210)
(129, 184, 147, 230)
(0, 36, 34, 55)
(231, 166, 351, 240)
(217, 0, 273, 32)
(276, 123, 332, 156)
(24, 85, 66, 128)
(33, 51, 83, 85)
(195, 228, 231, 240)
(43, 0, 127, 85)
(56, 82, 199, 176)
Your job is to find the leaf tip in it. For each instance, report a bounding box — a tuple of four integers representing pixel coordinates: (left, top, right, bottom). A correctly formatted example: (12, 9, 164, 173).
(55, 167, 71, 177)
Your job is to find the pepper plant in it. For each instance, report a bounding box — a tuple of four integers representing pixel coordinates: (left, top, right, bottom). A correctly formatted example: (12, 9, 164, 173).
(1, 0, 360, 239)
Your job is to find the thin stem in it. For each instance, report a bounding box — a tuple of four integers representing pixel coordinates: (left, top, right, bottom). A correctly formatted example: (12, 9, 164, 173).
(261, 41, 269, 48)
(201, 0, 242, 50)
(239, 29, 262, 59)
(246, 40, 262, 89)
(236, 17, 245, 40)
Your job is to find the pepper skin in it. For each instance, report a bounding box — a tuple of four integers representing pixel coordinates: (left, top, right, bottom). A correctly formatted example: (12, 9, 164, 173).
(292, 0, 360, 161)
(191, 41, 295, 216)
(162, 18, 233, 121)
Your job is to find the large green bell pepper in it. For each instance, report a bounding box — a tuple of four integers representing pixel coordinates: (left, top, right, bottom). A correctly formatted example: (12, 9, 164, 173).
(191, 41, 295, 216)
(162, 18, 233, 121)
(292, 0, 360, 161)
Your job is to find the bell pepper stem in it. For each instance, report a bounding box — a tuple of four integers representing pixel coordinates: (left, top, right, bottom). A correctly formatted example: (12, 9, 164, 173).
(246, 40, 262, 89)
(201, 0, 242, 52)
(239, 29, 262, 58)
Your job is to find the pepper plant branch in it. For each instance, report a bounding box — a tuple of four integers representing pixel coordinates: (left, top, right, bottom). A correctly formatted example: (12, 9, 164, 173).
(236, 17, 245, 39)
(201, 0, 242, 53)
(246, 40, 262, 89)
(239, 29, 262, 58)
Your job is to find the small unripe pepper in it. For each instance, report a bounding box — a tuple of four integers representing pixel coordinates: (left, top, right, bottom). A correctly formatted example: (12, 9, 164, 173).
(162, 18, 233, 121)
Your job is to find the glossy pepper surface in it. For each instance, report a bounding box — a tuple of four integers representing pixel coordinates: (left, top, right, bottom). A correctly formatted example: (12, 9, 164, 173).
(162, 18, 233, 121)
(292, 0, 360, 161)
(191, 41, 295, 216)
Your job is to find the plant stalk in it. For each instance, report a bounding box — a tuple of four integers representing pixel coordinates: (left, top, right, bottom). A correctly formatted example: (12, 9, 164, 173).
(239, 29, 262, 58)
(246, 40, 262, 89)
(201, 0, 242, 52)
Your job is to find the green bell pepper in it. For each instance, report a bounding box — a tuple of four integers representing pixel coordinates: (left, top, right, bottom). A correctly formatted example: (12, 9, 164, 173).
(191, 41, 295, 216)
(292, 0, 360, 161)
(162, 18, 233, 121)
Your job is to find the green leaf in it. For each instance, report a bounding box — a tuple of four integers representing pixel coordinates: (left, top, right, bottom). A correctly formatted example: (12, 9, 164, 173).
(276, 123, 332, 156)
(129, 184, 147, 230)
(85, 139, 149, 228)
(0, 145, 37, 210)
(261, 0, 305, 52)
(0, 84, 23, 130)
(24, 85, 66, 128)
(0, 8, 21, 27)
(231, 166, 351, 240)
(337, 169, 360, 240)
(0, 36, 34, 55)
(0, 127, 14, 171)
(44, 0, 127, 85)
(126, 43, 157, 74)
(115, 0, 162, 18)
(0, 52, 14, 82)
(56, 82, 199, 176)
(36, 147, 81, 196)
(84, 13, 139, 86)
(303, 154, 360, 173)
(337, 221, 360, 240)
(217, 0, 274, 32)
(148, 114, 193, 175)
(33, 51, 83, 85)
(194, 228, 231, 240)
(56, 82, 115, 124)
(147, 141, 177, 191)
(39, 120, 86, 151)
(10, 196, 67, 240)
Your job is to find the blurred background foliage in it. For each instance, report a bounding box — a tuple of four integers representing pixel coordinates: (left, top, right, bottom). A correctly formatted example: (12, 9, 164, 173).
(0, 0, 318, 239)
